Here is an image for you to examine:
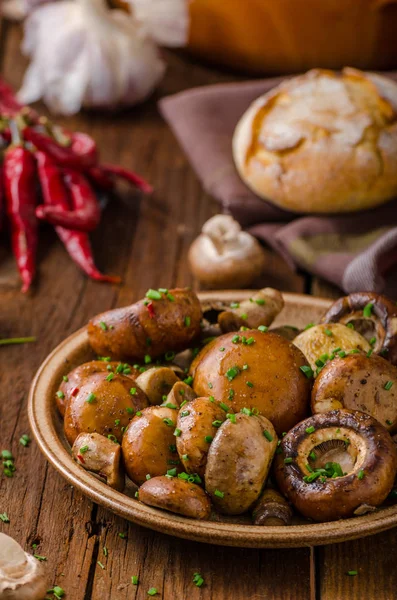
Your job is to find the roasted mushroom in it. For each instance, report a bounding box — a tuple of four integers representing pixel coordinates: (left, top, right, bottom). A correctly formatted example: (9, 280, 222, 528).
(63, 371, 148, 445)
(293, 323, 370, 373)
(269, 325, 301, 342)
(252, 488, 293, 526)
(188, 214, 265, 289)
(218, 288, 284, 332)
(138, 475, 211, 519)
(87, 287, 202, 361)
(176, 397, 226, 477)
(56, 360, 139, 416)
(165, 381, 196, 408)
(72, 432, 125, 491)
(135, 367, 180, 405)
(121, 406, 181, 485)
(191, 329, 311, 434)
(205, 412, 278, 515)
(321, 292, 397, 365)
(274, 409, 397, 521)
(0, 533, 47, 600)
(312, 354, 397, 433)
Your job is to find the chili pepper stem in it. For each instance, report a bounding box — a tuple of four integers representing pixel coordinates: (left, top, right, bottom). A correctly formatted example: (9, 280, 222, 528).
(0, 337, 36, 346)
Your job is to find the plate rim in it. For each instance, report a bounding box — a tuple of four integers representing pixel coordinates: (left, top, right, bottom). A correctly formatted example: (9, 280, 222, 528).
(28, 291, 397, 548)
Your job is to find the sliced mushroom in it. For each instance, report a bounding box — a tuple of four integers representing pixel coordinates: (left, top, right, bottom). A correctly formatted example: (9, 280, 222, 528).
(218, 288, 284, 332)
(293, 323, 370, 374)
(274, 409, 397, 521)
(269, 325, 301, 342)
(321, 292, 397, 365)
(72, 432, 125, 491)
(252, 488, 292, 526)
(138, 475, 211, 519)
(0, 533, 47, 600)
(135, 367, 180, 405)
(188, 214, 265, 289)
(165, 381, 196, 408)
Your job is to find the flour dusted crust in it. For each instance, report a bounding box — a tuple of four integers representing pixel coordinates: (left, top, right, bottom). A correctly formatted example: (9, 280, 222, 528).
(232, 68, 397, 213)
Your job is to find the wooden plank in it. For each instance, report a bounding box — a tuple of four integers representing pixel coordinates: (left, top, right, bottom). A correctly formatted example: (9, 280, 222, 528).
(0, 23, 310, 600)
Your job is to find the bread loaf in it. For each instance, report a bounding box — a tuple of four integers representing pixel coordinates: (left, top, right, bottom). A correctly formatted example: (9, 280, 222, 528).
(232, 68, 397, 213)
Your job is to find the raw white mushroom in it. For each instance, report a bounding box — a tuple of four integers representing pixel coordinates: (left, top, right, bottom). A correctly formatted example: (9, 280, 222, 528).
(188, 215, 265, 289)
(0, 533, 47, 600)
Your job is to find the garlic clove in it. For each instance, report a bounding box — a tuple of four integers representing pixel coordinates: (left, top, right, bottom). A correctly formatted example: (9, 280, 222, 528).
(0, 533, 47, 600)
(126, 0, 189, 47)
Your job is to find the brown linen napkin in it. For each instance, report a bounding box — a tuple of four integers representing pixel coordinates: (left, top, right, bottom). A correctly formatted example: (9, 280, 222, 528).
(159, 73, 397, 296)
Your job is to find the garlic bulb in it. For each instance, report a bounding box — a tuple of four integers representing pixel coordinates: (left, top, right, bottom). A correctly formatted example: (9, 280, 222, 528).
(18, 0, 166, 115)
(127, 0, 189, 47)
(188, 214, 266, 289)
(0, 533, 47, 600)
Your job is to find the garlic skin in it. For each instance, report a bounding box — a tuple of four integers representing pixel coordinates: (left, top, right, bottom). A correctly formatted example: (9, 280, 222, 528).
(188, 214, 266, 289)
(127, 0, 189, 47)
(0, 533, 47, 600)
(18, 0, 166, 115)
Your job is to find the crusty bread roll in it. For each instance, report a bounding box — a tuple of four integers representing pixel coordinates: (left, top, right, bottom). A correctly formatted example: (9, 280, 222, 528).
(233, 68, 397, 214)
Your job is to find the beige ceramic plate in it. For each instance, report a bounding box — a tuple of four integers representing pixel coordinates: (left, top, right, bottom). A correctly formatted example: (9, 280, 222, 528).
(28, 291, 397, 548)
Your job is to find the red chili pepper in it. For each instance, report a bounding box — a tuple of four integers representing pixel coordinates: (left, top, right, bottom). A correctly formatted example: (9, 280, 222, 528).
(77, 454, 85, 464)
(146, 302, 155, 319)
(36, 152, 120, 283)
(71, 386, 80, 396)
(87, 166, 115, 192)
(36, 168, 101, 232)
(3, 143, 38, 292)
(0, 78, 23, 114)
(99, 164, 153, 194)
(70, 132, 98, 164)
(23, 127, 97, 170)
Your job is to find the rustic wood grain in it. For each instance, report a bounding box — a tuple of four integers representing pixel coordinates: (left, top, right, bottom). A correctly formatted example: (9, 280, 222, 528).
(0, 22, 311, 600)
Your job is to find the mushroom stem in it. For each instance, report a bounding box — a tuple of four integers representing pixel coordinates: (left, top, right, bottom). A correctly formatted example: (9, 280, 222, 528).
(0, 533, 47, 600)
(252, 488, 292, 526)
(72, 432, 125, 491)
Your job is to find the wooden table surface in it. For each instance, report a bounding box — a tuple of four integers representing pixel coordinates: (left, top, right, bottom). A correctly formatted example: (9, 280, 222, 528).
(1, 20, 397, 600)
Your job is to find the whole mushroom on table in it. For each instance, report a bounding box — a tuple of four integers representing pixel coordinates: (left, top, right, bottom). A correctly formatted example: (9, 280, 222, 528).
(52, 287, 397, 524)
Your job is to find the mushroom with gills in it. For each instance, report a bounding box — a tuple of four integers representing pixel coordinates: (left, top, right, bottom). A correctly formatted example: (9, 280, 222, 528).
(188, 214, 265, 289)
(252, 488, 293, 526)
(72, 432, 125, 491)
(138, 475, 211, 519)
(135, 367, 180, 405)
(0, 533, 47, 600)
(274, 409, 397, 521)
(87, 287, 202, 361)
(293, 322, 370, 374)
(312, 353, 397, 433)
(320, 292, 397, 365)
(218, 288, 284, 332)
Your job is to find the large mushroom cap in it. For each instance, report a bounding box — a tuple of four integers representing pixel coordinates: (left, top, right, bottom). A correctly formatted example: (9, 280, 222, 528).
(0, 533, 47, 600)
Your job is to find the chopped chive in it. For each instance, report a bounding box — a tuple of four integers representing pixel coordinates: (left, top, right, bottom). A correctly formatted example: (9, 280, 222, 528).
(34, 554, 47, 561)
(99, 321, 108, 331)
(56, 390, 65, 399)
(173, 428, 182, 437)
(219, 347, 225, 352)
(219, 402, 230, 412)
(165, 351, 175, 361)
(62, 375, 69, 382)
(167, 293, 175, 302)
(86, 393, 96, 404)
(184, 316, 191, 327)
(146, 474, 151, 480)
(193, 572, 205, 587)
(240, 407, 252, 416)
(228, 389, 234, 400)
(363, 303, 374, 318)
(214, 489, 224, 498)
(324, 328, 332, 337)
(19, 434, 30, 447)
(107, 434, 118, 443)
(103, 547, 108, 557)
(212, 420, 223, 428)
(284, 457, 293, 464)
(366, 349, 373, 358)
(225, 366, 239, 381)
(384, 381, 393, 391)
(386, 419, 393, 426)
(1, 450, 12, 460)
(167, 468, 177, 477)
(182, 454, 189, 461)
(97, 561, 105, 569)
(204, 435, 213, 443)
(184, 376, 193, 386)
(126, 407, 134, 414)
(136, 411, 142, 416)
(146, 289, 162, 300)
(163, 418, 174, 427)
(180, 410, 190, 417)
(255, 299, 266, 305)
(240, 313, 248, 320)
(369, 337, 376, 346)
(0, 513, 10, 523)
(144, 355, 152, 364)
(263, 430, 273, 442)
(114, 419, 120, 426)
(347, 323, 355, 330)
(258, 325, 268, 332)
(80, 445, 89, 454)
(304, 323, 315, 330)
(226, 413, 236, 424)
(118, 532, 127, 539)
(357, 469, 365, 480)
(132, 575, 139, 585)
(106, 373, 115, 381)
(347, 570, 358, 576)
(338, 350, 346, 358)
(309, 451, 316, 461)
(305, 426, 315, 434)
(147, 588, 158, 596)
(230, 302, 240, 308)
(246, 381, 254, 388)
(180, 400, 188, 408)
(232, 335, 240, 343)
(300, 365, 313, 379)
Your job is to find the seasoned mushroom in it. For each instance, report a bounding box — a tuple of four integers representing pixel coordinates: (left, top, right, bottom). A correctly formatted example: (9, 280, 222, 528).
(269, 325, 301, 342)
(56, 360, 139, 416)
(121, 406, 181, 485)
(191, 330, 311, 434)
(64, 372, 148, 445)
(176, 397, 226, 477)
(72, 432, 125, 491)
(88, 287, 202, 361)
(252, 488, 292, 526)
(321, 292, 397, 365)
(188, 214, 265, 289)
(274, 409, 397, 521)
(0, 533, 47, 600)
(293, 323, 370, 373)
(135, 367, 180, 405)
(165, 381, 196, 408)
(138, 475, 211, 519)
(218, 288, 284, 332)
(312, 354, 397, 433)
(205, 412, 278, 515)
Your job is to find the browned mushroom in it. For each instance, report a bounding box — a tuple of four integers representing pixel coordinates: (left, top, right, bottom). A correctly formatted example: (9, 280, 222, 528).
(165, 381, 196, 408)
(252, 488, 292, 526)
(72, 432, 125, 491)
(321, 292, 397, 365)
(188, 215, 265, 289)
(274, 409, 397, 521)
(218, 288, 284, 332)
(135, 367, 180, 405)
(138, 475, 211, 519)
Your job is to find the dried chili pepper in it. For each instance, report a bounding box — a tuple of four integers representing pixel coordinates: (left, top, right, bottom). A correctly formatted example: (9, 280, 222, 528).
(87, 166, 115, 192)
(36, 151, 120, 283)
(99, 164, 153, 194)
(0, 78, 22, 114)
(3, 132, 38, 292)
(70, 132, 98, 165)
(36, 168, 101, 232)
(23, 127, 97, 170)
